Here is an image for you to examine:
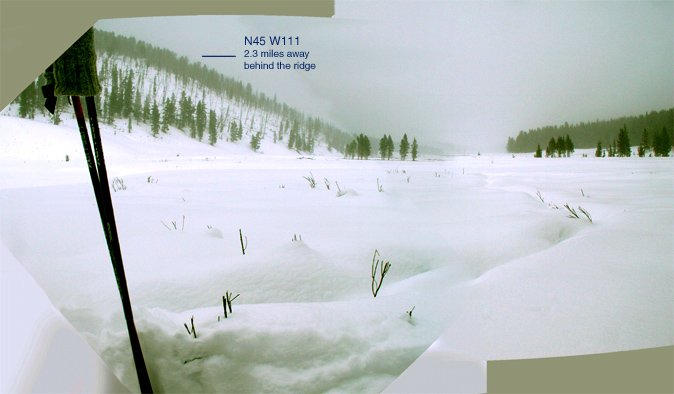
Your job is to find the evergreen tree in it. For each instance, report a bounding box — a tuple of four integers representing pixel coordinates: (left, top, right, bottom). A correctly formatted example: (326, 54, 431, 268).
(101, 86, 109, 122)
(534, 144, 543, 158)
(564, 134, 574, 157)
(250, 132, 262, 151)
(345, 140, 357, 159)
(17, 80, 36, 119)
(108, 65, 120, 118)
(617, 124, 631, 157)
(546, 137, 556, 157)
(638, 129, 649, 157)
(506, 136, 515, 153)
(178, 92, 194, 132)
(288, 119, 300, 150)
(379, 136, 388, 160)
(151, 101, 160, 137)
(195, 100, 207, 141)
(595, 141, 603, 157)
(133, 89, 142, 122)
(208, 110, 217, 145)
(608, 140, 616, 157)
(142, 93, 151, 123)
(162, 94, 176, 132)
(399, 134, 410, 160)
(555, 136, 565, 157)
(386, 135, 394, 159)
(122, 70, 134, 118)
(355, 134, 371, 159)
(277, 120, 284, 141)
(228, 121, 240, 142)
(653, 126, 672, 157)
(411, 137, 418, 161)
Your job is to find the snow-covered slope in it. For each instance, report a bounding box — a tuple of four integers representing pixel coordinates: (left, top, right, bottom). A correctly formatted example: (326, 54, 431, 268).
(1, 115, 672, 392)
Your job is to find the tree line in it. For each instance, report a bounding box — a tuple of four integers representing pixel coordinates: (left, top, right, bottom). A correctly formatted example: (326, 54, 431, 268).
(507, 108, 673, 154)
(344, 133, 419, 161)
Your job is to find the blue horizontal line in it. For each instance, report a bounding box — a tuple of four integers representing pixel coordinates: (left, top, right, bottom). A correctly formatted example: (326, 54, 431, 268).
(202, 55, 237, 58)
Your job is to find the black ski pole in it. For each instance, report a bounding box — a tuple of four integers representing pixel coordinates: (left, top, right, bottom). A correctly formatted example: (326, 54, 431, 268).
(72, 97, 106, 226)
(72, 96, 153, 393)
(45, 27, 153, 393)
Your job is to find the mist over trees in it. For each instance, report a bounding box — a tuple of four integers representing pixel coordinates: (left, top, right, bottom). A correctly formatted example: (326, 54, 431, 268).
(506, 108, 673, 154)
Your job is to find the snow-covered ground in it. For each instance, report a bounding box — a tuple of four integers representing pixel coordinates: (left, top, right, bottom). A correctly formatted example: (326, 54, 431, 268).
(1, 115, 672, 393)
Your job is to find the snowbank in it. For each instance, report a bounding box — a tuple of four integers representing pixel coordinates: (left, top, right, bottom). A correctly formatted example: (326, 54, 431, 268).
(1, 115, 671, 392)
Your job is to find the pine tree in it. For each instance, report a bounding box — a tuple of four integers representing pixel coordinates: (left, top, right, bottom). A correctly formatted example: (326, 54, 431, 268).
(17, 80, 36, 119)
(142, 94, 151, 123)
(122, 70, 134, 118)
(638, 129, 649, 157)
(379, 136, 387, 160)
(399, 134, 410, 160)
(411, 137, 418, 161)
(555, 136, 565, 157)
(595, 141, 603, 157)
(250, 132, 262, 151)
(133, 90, 142, 122)
(345, 140, 357, 159)
(288, 119, 299, 150)
(355, 134, 371, 159)
(608, 140, 616, 157)
(208, 110, 217, 145)
(564, 135, 574, 157)
(178, 92, 194, 132)
(506, 136, 515, 153)
(653, 126, 671, 157)
(617, 124, 631, 157)
(162, 94, 176, 132)
(363, 135, 371, 159)
(195, 100, 207, 141)
(228, 121, 239, 142)
(109, 65, 120, 118)
(151, 101, 160, 137)
(546, 137, 556, 157)
(534, 144, 543, 158)
(386, 135, 394, 159)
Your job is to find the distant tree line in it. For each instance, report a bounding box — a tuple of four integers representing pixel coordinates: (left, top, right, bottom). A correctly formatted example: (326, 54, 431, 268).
(507, 108, 673, 154)
(344, 133, 419, 161)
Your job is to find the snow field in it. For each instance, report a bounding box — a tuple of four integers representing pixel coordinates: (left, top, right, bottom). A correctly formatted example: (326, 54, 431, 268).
(1, 116, 672, 392)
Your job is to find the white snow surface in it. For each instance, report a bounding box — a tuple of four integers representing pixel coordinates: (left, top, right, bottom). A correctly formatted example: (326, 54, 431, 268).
(1, 114, 672, 393)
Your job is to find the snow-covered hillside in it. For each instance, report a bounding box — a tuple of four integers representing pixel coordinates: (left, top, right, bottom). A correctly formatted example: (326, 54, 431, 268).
(7, 30, 354, 160)
(1, 115, 672, 392)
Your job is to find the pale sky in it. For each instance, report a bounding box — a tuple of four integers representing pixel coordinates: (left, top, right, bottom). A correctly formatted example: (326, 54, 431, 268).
(96, 0, 674, 152)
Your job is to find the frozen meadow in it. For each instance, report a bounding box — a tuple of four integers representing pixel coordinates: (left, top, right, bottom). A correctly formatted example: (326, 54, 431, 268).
(1, 115, 672, 392)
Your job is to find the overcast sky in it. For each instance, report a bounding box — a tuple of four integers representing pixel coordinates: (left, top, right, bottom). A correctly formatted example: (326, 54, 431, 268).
(96, 0, 673, 152)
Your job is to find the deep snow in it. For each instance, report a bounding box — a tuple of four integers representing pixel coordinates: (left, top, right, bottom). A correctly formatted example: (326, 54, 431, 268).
(1, 114, 672, 392)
